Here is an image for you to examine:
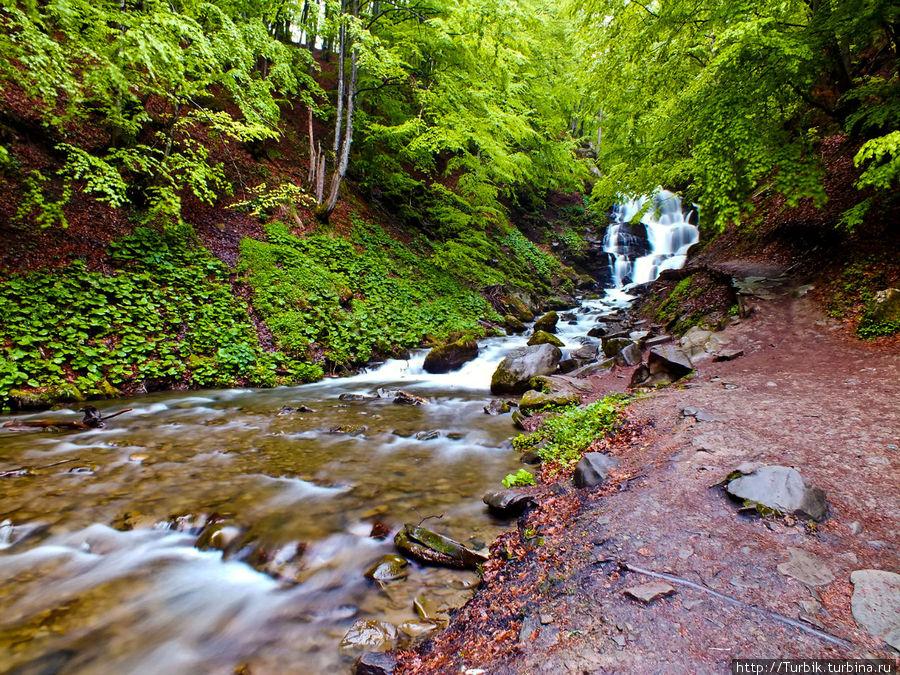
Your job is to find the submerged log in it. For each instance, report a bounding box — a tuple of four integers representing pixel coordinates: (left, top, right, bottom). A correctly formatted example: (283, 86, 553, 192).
(394, 524, 488, 570)
(2, 406, 133, 432)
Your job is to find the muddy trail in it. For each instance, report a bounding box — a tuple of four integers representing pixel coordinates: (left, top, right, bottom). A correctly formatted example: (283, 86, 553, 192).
(399, 288, 900, 673)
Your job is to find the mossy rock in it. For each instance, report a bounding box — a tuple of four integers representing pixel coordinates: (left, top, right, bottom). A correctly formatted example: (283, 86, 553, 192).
(423, 338, 479, 374)
(505, 296, 534, 322)
(504, 315, 526, 334)
(533, 311, 559, 333)
(7, 384, 85, 411)
(518, 389, 579, 412)
(858, 288, 900, 339)
(527, 330, 564, 347)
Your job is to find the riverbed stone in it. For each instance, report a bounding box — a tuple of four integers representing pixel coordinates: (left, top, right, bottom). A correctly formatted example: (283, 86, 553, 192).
(528, 330, 564, 347)
(364, 554, 410, 582)
(776, 547, 835, 586)
(355, 651, 398, 675)
(394, 390, 428, 405)
(573, 452, 619, 488)
(340, 620, 397, 653)
(571, 358, 616, 378)
(490, 344, 562, 395)
(602, 337, 635, 358)
(571, 343, 599, 363)
(533, 311, 559, 333)
(850, 569, 900, 650)
(483, 399, 512, 415)
(504, 315, 526, 334)
(423, 339, 479, 374)
(519, 389, 579, 412)
(615, 341, 642, 367)
(624, 581, 676, 603)
(483, 489, 537, 517)
(725, 465, 827, 521)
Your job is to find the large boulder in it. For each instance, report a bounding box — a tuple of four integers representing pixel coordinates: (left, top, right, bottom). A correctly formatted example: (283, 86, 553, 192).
(533, 311, 559, 333)
(423, 338, 479, 374)
(490, 344, 562, 394)
(504, 315, 526, 334)
(571, 343, 599, 364)
(679, 326, 725, 360)
(601, 337, 635, 358)
(615, 341, 642, 367)
(528, 330, 564, 347)
(573, 452, 620, 488)
(725, 465, 827, 521)
(647, 345, 693, 381)
(849, 569, 900, 650)
(571, 358, 616, 378)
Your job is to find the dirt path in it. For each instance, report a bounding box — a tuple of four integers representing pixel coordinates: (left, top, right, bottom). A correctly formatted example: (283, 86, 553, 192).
(399, 293, 900, 673)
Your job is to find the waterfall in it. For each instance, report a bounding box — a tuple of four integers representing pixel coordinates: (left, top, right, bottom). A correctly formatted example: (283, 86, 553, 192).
(602, 190, 699, 288)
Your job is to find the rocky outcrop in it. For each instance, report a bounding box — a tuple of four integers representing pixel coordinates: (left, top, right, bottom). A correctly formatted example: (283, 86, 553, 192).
(490, 344, 562, 394)
(631, 345, 694, 387)
(423, 339, 479, 374)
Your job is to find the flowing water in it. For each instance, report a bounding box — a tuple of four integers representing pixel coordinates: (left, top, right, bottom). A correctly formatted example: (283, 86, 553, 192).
(603, 190, 699, 288)
(0, 197, 696, 674)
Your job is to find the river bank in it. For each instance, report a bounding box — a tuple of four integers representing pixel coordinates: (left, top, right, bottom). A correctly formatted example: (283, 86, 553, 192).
(397, 275, 900, 673)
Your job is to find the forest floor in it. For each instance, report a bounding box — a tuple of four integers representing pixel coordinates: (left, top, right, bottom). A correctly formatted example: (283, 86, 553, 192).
(398, 278, 900, 673)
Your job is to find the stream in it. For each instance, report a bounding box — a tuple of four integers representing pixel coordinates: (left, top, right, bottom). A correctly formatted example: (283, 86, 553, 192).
(0, 193, 697, 674)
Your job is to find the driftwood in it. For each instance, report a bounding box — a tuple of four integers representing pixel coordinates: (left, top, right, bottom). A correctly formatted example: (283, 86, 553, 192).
(1, 457, 81, 478)
(2, 406, 133, 432)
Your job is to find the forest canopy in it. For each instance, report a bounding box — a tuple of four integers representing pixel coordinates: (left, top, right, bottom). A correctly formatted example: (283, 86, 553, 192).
(0, 0, 897, 229)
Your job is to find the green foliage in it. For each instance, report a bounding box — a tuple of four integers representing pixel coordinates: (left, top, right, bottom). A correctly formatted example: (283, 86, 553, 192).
(570, 0, 900, 228)
(229, 182, 317, 219)
(237, 217, 503, 367)
(512, 396, 626, 467)
(655, 277, 694, 323)
(856, 315, 900, 339)
(0, 225, 320, 410)
(502, 468, 536, 488)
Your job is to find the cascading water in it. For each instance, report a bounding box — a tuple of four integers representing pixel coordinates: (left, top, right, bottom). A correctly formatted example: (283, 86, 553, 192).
(603, 189, 699, 288)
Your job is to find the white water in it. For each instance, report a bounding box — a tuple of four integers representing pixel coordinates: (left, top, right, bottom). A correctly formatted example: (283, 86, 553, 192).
(603, 189, 699, 288)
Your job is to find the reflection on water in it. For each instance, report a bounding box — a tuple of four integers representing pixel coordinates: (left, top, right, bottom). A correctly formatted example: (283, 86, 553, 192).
(0, 295, 630, 674)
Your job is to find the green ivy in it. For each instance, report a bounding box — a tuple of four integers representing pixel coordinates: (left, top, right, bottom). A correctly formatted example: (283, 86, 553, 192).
(0, 224, 320, 410)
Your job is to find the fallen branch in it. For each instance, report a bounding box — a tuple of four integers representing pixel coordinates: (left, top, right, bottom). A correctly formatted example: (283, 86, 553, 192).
(2, 406, 133, 431)
(1, 457, 81, 478)
(619, 561, 854, 650)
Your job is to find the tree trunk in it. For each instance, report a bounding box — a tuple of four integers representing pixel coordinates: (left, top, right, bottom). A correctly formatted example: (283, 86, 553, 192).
(318, 48, 357, 221)
(333, 6, 346, 155)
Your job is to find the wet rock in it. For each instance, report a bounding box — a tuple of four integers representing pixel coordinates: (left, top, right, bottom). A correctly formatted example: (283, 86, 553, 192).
(483, 489, 537, 517)
(504, 315, 526, 334)
(356, 651, 397, 675)
(519, 389, 579, 412)
(615, 341, 642, 367)
(713, 349, 744, 362)
(423, 339, 479, 374)
(777, 548, 835, 586)
(725, 465, 827, 521)
(394, 524, 488, 570)
(850, 569, 900, 650)
(557, 358, 578, 374)
(490, 344, 562, 395)
(394, 391, 428, 406)
(413, 595, 442, 620)
(520, 449, 541, 465)
(528, 330, 564, 347)
(573, 452, 619, 488)
(505, 295, 535, 322)
(647, 345, 693, 382)
(560, 312, 577, 322)
(624, 581, 676, 603)
(533, 311, 559, 333)
(339, 393, 372, 402)
(511, 409, 528, 430)
(587, 323, 609, 338)
(399, 620, 439, 639)
(370, 522, 391, 539)
(571, 343, 599, 363)
(414, 430, 440, 441)
(340, 620, 397, 653)
(571, 358, 616, 378)
(330, 424, 369, 435)
(364, 554, 410, 582)
(483, 399, 512, 415)
(601, 337, 635, 359)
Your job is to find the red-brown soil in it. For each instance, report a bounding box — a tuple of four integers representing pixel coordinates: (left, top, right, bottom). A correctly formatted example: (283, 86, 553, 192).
(399, 290, 900, 673)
